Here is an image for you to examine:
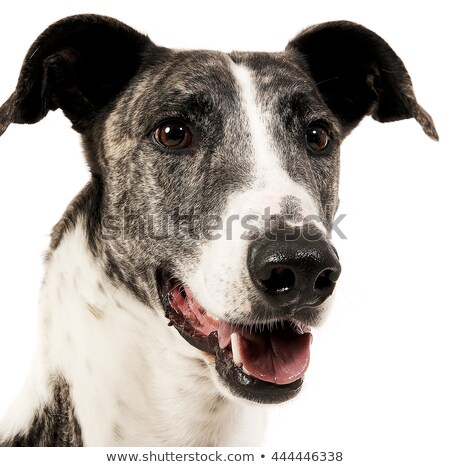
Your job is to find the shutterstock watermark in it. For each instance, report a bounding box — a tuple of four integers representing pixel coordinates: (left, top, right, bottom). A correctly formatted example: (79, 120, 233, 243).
(101, 206, 347, 241)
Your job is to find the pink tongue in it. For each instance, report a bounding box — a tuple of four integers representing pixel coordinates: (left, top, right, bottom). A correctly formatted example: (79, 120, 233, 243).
(219, 323, 311, 385)
(171, 284, 311, 386)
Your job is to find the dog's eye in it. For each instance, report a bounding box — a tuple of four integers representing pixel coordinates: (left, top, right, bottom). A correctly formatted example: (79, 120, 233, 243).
(154, 120, 193, 149)
(305, 123, 331, 154)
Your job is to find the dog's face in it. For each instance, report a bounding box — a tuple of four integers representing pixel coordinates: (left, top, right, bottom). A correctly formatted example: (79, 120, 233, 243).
(102, 50, 342, 402)
(0, 15, 437, 404)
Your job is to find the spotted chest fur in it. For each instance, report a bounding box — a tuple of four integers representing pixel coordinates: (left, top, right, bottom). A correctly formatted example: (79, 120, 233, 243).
(1, 223, 265, 446)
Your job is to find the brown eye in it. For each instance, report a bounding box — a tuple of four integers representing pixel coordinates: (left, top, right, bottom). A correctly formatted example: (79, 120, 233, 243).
(306, 123, 331, 154)
(154, 120, 193, 149)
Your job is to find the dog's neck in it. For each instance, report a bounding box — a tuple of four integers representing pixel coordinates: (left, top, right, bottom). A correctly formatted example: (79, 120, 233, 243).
(0, 223, 264, 446)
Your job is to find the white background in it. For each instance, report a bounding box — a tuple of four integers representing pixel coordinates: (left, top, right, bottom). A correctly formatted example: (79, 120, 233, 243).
(0, 0, 449, 465)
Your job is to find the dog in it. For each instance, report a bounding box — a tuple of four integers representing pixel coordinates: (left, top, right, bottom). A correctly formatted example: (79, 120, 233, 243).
(0, 15, 437, 447)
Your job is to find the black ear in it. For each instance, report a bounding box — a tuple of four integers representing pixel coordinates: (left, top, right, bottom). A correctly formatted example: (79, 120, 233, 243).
(0, 14, 159, 135)
(286, 21, 438, 140)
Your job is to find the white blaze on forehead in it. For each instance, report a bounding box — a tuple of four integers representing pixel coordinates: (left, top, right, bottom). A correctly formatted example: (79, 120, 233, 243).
(229, 63, 274, 190)
(228, 61, 321, 221)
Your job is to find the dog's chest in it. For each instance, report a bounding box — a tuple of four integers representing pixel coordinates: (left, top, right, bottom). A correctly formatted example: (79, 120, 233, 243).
(36, 225, 263, 446)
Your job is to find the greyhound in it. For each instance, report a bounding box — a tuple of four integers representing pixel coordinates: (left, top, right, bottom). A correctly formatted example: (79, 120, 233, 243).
(0, 15, 437, 446)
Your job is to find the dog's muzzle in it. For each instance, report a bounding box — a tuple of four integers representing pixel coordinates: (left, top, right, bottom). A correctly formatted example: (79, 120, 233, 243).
(156, 226, 341, 404)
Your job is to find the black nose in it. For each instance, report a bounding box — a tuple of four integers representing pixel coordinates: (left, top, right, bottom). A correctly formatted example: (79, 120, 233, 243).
(247, 230, 341, 310)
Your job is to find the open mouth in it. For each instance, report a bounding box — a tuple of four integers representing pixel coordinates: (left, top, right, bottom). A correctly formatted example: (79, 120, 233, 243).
(157, 271, 312, 403)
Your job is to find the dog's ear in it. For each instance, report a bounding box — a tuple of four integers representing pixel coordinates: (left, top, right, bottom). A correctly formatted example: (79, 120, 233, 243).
(0, 14, 159, 136)
(286, 21, 438, 140)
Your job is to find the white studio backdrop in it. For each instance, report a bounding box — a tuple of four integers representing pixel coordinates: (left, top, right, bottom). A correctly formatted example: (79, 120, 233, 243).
(0, 1, 448, 465)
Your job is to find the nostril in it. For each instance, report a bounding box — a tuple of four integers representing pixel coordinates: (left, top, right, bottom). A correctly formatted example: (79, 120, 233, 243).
(314, 269, 336, 291)
(260, 267, 296, 293)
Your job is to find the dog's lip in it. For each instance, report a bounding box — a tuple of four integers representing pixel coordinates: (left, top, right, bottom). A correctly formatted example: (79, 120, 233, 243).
(156, 270, 313, 401)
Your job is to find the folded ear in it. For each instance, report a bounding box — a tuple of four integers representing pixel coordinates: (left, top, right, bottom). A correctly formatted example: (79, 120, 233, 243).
(286, 21, 438, 140)
(0, 14, 158, 136)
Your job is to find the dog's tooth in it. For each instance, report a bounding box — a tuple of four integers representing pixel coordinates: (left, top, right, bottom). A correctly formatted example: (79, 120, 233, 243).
(230, 333, 242, 367)
(242, 366, 251, 376)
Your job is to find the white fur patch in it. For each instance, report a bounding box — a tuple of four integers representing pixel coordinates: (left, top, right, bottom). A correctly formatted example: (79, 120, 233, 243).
(229, 63, 321, 217)
(0, 224, 264, 446)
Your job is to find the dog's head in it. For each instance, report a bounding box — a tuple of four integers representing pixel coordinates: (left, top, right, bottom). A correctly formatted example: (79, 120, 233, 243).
(0, 15, 437, 404)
